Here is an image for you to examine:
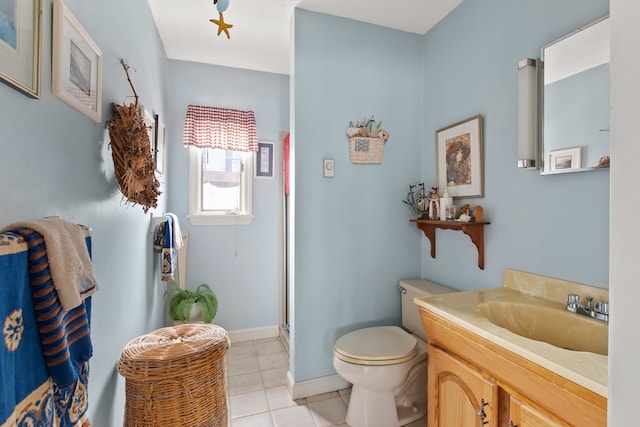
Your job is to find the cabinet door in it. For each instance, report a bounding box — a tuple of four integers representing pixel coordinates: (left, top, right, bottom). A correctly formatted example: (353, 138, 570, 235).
(509, 395, 570, 427)
(428, 345, 499, 427)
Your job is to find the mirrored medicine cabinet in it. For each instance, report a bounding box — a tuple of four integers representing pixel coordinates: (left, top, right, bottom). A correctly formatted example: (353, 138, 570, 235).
(541, 16, 610, 175)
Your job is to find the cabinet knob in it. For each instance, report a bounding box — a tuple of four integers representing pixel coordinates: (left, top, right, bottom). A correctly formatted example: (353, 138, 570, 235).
(508, 422, 517, 427)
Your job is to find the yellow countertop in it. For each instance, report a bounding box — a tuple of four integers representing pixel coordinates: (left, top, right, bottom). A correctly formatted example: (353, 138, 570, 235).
(414, 286, 608, 398)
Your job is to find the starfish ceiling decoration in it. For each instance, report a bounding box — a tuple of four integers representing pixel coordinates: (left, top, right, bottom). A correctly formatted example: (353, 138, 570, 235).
(210, 11, 233, 39)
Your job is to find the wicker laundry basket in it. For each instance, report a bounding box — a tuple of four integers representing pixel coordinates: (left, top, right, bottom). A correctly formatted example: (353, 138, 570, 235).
(118, 323, 230, 427)
(348, 137, 385, 164)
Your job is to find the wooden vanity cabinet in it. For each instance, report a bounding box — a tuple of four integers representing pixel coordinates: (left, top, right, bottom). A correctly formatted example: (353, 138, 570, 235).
(429, 346, 499, 426)
(509, 395, 566, 427)
(421, 308, 607, 427)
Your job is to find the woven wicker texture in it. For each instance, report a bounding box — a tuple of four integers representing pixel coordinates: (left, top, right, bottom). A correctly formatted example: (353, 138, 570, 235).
(118, 324, 230, 427)
(348, 137, 385, 164)
(107, 60, 161, 213)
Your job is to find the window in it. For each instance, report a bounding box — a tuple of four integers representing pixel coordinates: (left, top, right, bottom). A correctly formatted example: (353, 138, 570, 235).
(188, 147, 254, 225)
(183, 105, 259, 226)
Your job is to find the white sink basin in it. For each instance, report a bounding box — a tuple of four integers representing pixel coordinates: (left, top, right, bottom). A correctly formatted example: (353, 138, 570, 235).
(477, 301, 608, 356)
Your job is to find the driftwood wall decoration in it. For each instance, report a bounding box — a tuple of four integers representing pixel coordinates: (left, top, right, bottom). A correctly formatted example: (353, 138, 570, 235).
(107, 60, 161, 212)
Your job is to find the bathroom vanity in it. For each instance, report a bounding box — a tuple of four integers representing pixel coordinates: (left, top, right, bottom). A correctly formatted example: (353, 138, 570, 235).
(414, 269, 608, 426)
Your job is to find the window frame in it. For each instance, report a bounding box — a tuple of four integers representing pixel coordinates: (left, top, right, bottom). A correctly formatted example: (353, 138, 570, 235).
(188, 146, 254, 226)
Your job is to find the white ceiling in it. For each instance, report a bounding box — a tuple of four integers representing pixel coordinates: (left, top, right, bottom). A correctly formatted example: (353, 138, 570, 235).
(147, 0, 462, 75)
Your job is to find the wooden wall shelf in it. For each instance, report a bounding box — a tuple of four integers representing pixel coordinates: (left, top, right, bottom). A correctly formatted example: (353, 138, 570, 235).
(410, 219, 490, 269)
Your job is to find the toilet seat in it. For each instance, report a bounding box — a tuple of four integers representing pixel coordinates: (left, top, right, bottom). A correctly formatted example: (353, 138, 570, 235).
(333, 326, 418, 366)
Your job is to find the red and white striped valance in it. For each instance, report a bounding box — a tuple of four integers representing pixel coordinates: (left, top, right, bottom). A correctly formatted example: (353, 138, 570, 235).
(183, 105, 258, 152)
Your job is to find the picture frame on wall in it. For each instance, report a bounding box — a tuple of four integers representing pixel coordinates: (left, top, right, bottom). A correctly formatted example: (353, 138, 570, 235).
(0, 0, 42, 98)
(436, 114, 484, 198)
(547, 147, 582, 173)
(154, 114, 166, 175)
(255, 141, 274, 179)
(139, 104, 155, 159)
(51, 0, 102, 122)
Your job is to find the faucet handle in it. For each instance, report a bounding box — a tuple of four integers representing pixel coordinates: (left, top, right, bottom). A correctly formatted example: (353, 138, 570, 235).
(594, 301, 609, 315)
(567, 294, 581, 305)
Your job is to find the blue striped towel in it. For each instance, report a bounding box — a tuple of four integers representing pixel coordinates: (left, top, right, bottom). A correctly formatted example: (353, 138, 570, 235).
(12, 228, 93, 389)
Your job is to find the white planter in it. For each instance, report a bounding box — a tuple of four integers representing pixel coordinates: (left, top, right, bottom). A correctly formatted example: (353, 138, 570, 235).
(171, 304, 204, 325)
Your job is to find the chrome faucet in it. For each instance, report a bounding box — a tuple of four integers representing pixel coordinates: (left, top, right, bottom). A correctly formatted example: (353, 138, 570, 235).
(566, 294, 609, 322)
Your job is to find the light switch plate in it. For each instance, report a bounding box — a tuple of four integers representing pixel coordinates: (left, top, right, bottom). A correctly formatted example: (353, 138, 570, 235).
(323, 159, 335, 178)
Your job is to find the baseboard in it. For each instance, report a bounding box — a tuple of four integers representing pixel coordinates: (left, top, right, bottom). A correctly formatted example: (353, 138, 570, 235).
(286, 371, 351, 400)
(227, 325, 280, 343)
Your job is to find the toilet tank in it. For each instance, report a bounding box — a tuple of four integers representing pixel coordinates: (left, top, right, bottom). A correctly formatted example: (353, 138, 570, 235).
(399, 279, 457, 342)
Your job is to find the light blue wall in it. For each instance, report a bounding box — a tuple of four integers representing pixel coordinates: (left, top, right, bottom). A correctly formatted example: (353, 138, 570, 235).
(0, 0, 169, 424)
(292, 0, 609, 383)
(293, 10, 424, 381)
(419, 0, 609, 291)
(165, 60, 289, 331)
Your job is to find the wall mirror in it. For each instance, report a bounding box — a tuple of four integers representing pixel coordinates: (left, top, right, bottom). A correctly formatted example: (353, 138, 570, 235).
(541, 16, 610, 175)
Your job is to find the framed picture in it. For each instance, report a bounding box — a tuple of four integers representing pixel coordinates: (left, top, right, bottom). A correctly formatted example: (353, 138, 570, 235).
(154, 114, 166, 175)
(547, 147, 582, 173)
(51, 0, 102, 122)
(0, 0, 42, 98)
(436, 115, 484, 198)
(255, 141, 274, 179)
(139, 104, 155, 156)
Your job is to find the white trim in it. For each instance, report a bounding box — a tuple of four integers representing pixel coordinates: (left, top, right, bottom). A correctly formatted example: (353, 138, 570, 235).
(188, 213, 254, 226)
(286, 371, 351, 400)
(227, 325, 279, 343)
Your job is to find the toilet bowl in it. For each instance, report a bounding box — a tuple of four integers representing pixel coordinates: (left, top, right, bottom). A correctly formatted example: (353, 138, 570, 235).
(333, 326, 427, 427)
(332, 279, 456, 427)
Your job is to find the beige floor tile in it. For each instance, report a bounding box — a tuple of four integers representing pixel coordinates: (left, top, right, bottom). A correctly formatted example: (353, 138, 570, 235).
(271, 405, 317, 427)
(266, 386, 299, 411)
(228, 356, 260, 376)
(261, 367, 288, 389)
(227, 339, 358, 427)
(229, 371, 264, 395)
(255, 339, 285, 356)
(307, 396, 347, 427)
(258, 352, 288, 371)
(227, 341, 257, 360)
(230, 390, 269, 419)
(231, 412, 274, 427)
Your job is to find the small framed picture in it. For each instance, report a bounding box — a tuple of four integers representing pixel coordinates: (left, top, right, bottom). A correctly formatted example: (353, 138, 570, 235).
(436, 115, 484, 198)
(154, 114, 166, 175)
(255, 141, 275, 179)
(51, 0, 102, 122)
(139, 105, 155, 155)
(0, 0, 42, 98)
(547, 147, 582, 173)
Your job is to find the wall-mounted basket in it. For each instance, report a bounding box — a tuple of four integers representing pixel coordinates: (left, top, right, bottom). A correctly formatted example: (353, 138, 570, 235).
(348, 137, 385, 164)
(346, 116, 389, 164)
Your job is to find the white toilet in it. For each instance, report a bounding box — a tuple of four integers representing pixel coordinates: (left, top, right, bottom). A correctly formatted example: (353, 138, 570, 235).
(333, 279, 456, 427)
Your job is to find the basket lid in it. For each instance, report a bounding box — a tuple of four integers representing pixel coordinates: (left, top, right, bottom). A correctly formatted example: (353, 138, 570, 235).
(118, 323, 230, 376)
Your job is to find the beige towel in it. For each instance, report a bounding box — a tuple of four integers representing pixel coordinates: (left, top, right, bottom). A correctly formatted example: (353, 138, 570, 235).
(166, 213, 184, 250)
(3, 217, 99, 311)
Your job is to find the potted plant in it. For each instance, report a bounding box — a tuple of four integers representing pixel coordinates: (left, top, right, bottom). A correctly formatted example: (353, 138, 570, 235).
(164, 281, 218, 324)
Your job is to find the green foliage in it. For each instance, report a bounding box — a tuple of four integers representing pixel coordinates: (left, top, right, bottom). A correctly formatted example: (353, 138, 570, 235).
(164, 281, 218, 323)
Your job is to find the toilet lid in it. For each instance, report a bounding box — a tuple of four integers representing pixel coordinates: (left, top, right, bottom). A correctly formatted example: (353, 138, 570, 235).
(333, 326, 418, 366)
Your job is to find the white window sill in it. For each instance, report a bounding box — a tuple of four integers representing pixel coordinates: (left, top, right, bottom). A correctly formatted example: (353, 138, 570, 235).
(188, 213, 254, 226)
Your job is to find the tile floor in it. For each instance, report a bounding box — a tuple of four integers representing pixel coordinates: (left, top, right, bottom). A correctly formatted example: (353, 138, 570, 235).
(226, 337, 426, 427)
